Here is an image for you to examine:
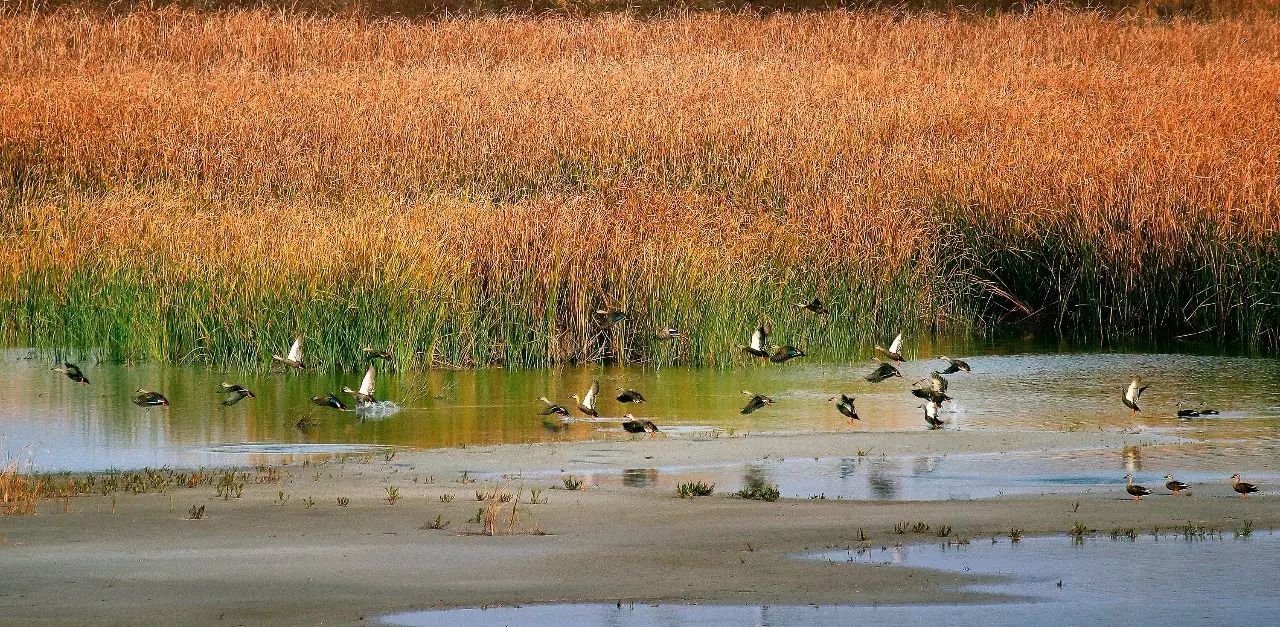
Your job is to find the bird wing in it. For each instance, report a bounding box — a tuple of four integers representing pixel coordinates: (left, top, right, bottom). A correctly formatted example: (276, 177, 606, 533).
(583, 380, 599, 410)
(287, 336, 304, 362)
(359, 365, 376, 397)
(750, 326, 768, 352)
(1125, 380, 1141, 403)
(888, 332, 903, 355)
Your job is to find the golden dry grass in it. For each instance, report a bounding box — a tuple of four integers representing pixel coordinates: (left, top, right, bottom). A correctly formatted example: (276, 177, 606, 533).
(2, 7, 1279, 366)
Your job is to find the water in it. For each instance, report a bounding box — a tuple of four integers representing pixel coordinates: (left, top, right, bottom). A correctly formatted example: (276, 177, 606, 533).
(380, 533, 1280, 626)
(6, 340, 1280, 471)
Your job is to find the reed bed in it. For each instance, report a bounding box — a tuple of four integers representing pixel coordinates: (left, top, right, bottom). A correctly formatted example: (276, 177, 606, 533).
(2, 8, 1279, 368)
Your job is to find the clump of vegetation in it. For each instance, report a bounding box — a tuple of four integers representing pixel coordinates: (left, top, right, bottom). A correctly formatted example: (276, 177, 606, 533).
(1110, 527, 1138, 541)
(439, 493, 455, 503)
(1235, 520, 1254, 538)
(275, 491, 290, 506)
(302, 497, 317, 509)
(421, 514, 451, 530)
(385, 486, 401, 505)
(735, 480, 780, 502)
(1009, 528, 1024, 543)
(336, 497, 350, 507)
(935, 525, 952, 538)
(676, 481, 715, 498)
(562, 476, 585, 491)
(528, 488, 547, 504)
(187, 505, 206, 520)
(1070, 521, 1092, 543)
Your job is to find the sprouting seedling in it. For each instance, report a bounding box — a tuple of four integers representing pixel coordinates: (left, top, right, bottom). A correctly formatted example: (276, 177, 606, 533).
(385, 486, 401, 505)
(336, 497, 350, 507)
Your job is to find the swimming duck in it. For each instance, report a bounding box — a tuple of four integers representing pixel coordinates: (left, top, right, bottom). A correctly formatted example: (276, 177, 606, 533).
(921, 402, 944, 429)
(616, 388, 647, 403)
(874, 332, 904, 363)
(537, 396, 570, 417)
(342, 365, 377, 404)
(740, 390, 774, 415)
(741, 325, 771, 360)
(1125, 474, 1152, 501)
(911, 387, 953, 405)
(769, 346, 806, 363)
(363, 347, 393, 361)
(1122, 378, 1148, 416)
(655, 328, 681, 341)
(132, 389, 169, 407)
(1164, 474, 1190, 495)
(834, 394, 859, 421)
(620, 414, 660, 433)
(593, 308, 630, 329)
(1175, 402, 1219, 418)
(311, 393, 348, 411)
(51, 363, 90, 384)
(572, 381, 600, 418)
(865, 362, 903, 383)
(272, 336, 306, 370)
(795, 297, 829, 316)
(219, 382, 255, 406)
(1231, 474, 1260, 498)
(938, 356, 971, 374)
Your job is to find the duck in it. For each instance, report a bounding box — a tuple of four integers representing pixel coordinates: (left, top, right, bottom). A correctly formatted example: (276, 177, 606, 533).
(929, 371, 949, 393)
(1122, 378, 1148, 416)
(1175, 402, 1219, 418)
(538, 396, 570, 417)
(911, 387, 952, 405)
(342, 365, 377, 404)
(865, 362, 902, 383)
(572, 381, 600, 418)
(616, 388, 647, 403)
(921, 402, 944, 429)
(311, 393, 348, 411)
(938, 356, 971, 374)
(769, 346, 806, 363)
(741, 325, 771, 360)
(1164, 474, 1190, 496)
(363, 347, 393, 361)
(655, 328, 681, 341)
(132, 389, 169, 407)
(51, 362, 90, 384)
(795, 297, 829, 316)
(1231, 474, 1260, 498)
(1125, 474, 1152, 501)
(593, 308, 630, 329)
(219, 382, 255, 406)
(874, 332, 904, 363)
(740, 390, 774, 415)
(834, 394, 859, 421)
(272, 336, 306, 370)
(620, 414, 660, 433)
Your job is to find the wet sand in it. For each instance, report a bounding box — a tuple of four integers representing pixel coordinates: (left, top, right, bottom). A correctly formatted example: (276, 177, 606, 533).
(2, 430, 1275, 624)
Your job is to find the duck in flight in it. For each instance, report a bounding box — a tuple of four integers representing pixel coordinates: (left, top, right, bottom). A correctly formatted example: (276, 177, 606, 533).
(740, 390, 774, 415)
(911, 387, 952, 405)
(52, 363, 89, 384)
(769, 346, 806, 363)
(874, 332, 904, 363)
(219, 382, 255, 406)
(1231, 474, 1260, 498)
(538, 396, 570, 417)
(741, 325, 771, 360)
(311, 393, 348, 411)
(342, 365, 378, 404)
(865, 362, 902, 383)
(1125, 474, 1152, 501)
(1122, 378, 1148, 416)
(795, 297, 829, 316)
(1164, 474, 1190, 496)
(834, 394, 859, 421)
(616, 388, 647, 403)
(938, 356, 971, 374)
(921, 402, 944, 429)
(593, 308, 630, 329)
(655, 328, 681, 341)
(572, 381, 600, 417)
(620, 414, 660, 434)
(132, 389, 169, 407)
(273, 336, 306, 370)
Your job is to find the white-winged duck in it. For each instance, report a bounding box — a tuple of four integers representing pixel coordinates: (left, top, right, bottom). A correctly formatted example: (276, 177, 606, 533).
(52, 363, 89, 384)
(572, 381, 600, 418)
(273, 336, 306, 370)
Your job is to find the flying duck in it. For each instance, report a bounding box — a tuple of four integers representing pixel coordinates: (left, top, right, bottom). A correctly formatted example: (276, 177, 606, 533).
(616, 388, 647, 403)
(620, 414, 660, 434)
(538, 396, 570, 417)
(1125, 474, 1152, 501)
(865, 362, 902, 383)
(219, 382, 255, 406)
(593, 308, 630, 329)
(1164, 474, 1190, 495)
(834, 394, 859, 421)
(921, 402, 944, 429)
(1231, 474, 1260, 498)
(655, 328, 681, 341)
(132, 389, 169, 407)
(769, 346, 806, 363)
(795, 297, 829, 316)
(911, 387, 952, 405)
(874, 332, 904, 363)
(1122, 378, 1148, 415)
(342, 365, 377, 404)
(929, 371, 949, 393)
(273, 336, 306, 370)
(363, 347, 393, 361)
(572, 381, 600, 417)
(938, 356, 971, 374)
(741, 325, 771, 359)
(52, 363, 89, 384)
(311, 393, 348, 411)
(740, 390, 774, 415)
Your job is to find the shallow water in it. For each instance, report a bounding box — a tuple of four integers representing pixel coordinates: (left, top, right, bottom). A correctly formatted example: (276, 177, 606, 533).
(5, 340, 1280, 471)
(380, 533, 1280, 626)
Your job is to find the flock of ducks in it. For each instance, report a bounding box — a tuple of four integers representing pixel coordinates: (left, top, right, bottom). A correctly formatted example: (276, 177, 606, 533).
(47, 301, 1267, 498)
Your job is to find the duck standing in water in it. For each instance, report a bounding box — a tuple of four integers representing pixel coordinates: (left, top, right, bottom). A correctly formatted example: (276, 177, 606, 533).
(132, 389, 169, 407)
(572, 381, 600, 418)
(834, 394, 859, 421)
(311, 393, 348, 411)
(342, 365, 377, 404)
(794, 297, 829, 317)
(741, 325, 771, 360)
(1231, 474, 1260, 498)
(740, 390, 774, 415)
(1122, 378, 1148, 416)
(1164, 474, 1190, 496)
(921, 402, 944, 429)
(769, 346, 806, 363)
(616, 388, 647, 403)
(538, 396, 570, 417)
(865, 362, 902, 383)
(620, 413, 660, 434)
(874, 332, 904, 363)
(52, 363, 90, 384)
(1125, 474, 1152, 501)
(219, 383, 255, 406)
(273, 336, 306, 370)
(938, 356, 971, 374)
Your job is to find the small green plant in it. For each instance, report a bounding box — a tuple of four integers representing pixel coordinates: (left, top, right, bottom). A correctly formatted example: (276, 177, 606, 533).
(911, 522, 931, 533)
(458, 471, 474, 484)
(385, 486, 401, 505)
(894, 521, 909, 534)
(735, 480, 780, 502)
(187, 505, 206, 520)
(475, 489, 486, 501)
(1009, 528, 1024, 543)
(935, 525, 952, 538)
(336, 497, 350, 507)
(303, 497, 316, 509)
(529, 488, 547, 504)
(498, 492, 515, 503)
(439, 493, 455, 503)
(383, 452, 396, 463)
(1109, 527, 1138, 541)
(470, 508, 483, 524)
(276, 490, 290, 506)
(1236, 520, 1254, 538)
(562, 476, 585, 491)
(856, 528, 868, 542)
(1071, 501, 1081, 513)
(421, 514, 450, 530)
(676, 481, 715, 498)
(1070, 521, 1091, 543)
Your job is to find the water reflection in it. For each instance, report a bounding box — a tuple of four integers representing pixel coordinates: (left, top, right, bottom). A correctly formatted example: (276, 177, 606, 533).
(621, 468, 658, 488)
